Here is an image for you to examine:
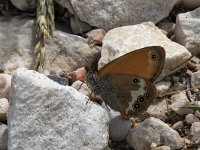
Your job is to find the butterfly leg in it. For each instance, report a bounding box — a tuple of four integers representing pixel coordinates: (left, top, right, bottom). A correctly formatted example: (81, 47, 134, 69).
(130, 117, 136, 128)
(77, 81, 85, 90)
(103, 102, 111, 111)
(86, 92, 93, 104)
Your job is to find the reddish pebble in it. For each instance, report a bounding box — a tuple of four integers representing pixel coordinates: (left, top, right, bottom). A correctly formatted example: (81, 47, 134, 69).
(67, 67, 87, 82)
(86, 29, 106, 43)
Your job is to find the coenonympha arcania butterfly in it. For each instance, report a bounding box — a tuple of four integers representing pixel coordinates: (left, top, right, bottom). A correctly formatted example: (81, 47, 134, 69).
(87, 46, 165, 118)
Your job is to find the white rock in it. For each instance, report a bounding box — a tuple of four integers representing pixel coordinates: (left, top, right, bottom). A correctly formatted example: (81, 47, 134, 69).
(183, 0, 200, 9)
(127, 117, 184, 150)
(99, 22, 191, 80)
(191, 70, 200, 86)
(152, 146, 171, 150)
(156, 81, 171, 97)
(0, 98, 9, 121)
(8, 68, 109, 150)
(147, 98, 168, 121)
(0, 17, 100, 74)
(109, 115, 131, 142)
(190, 122, 200, 144)
(10, 0, 36, 11)
(185, 114, 200, 124)
(0, 123, 7, 150)
(175, 7, 200, 54)
(56, 0, 178, 30)
(0, 74, 11, 99)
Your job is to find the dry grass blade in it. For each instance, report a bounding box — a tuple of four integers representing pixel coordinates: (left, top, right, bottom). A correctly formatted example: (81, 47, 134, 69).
(34, 0, 55, 72)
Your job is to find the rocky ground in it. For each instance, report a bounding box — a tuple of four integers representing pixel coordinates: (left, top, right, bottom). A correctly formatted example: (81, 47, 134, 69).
(0, 0, 200, 150)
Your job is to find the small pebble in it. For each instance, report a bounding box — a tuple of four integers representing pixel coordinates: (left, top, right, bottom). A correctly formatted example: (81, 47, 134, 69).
(0, 98, 9, 121)
(194, 64, 200, 72)
(155, 81, 171, 97)
(185, 114, 200, 124)
(71, 80, 91, 97)
(86, 29, 106, 44)
(195, 110, 200, 119)
(0, 74, 11, 99)
(173, 121, 184, 130)
(152, 146, 171, 150)
(150, 143, 157, 149)
(109, 115, 131, 142)
(187, 62, 196, 70)
(190, 122, 200, 143)
(67, 67, 87, 82)
(190, 57, 200, 64)
(184, 138, 192, 145)
(169, 94, 193, 116)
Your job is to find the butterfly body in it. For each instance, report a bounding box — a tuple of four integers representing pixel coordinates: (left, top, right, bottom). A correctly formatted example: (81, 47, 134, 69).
(87, 73, 156, 118)
(87, 46, 165, 118)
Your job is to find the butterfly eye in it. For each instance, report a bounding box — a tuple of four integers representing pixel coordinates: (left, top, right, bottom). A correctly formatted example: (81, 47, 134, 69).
(143, 86, 148, 91)
(149, 51, 158, 60)
(138, 95, 145, 102)
(132, 78, 140, 84)
(144, 92, 150, 98)
(133, 103, 140, 109)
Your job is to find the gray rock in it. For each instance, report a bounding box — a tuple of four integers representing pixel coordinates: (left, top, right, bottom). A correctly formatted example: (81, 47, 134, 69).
(127, 117, 184, 150)
(183, 0, 200, 9)
(169, 93, 193, 116)
(55, 0, 178, 30)
(0, 123, 7, 150)
(191, 70, 200, 86)
(190, 122, 200, 144)
(147, 98, 168, 121)
(8, 68, 109, 150)
(0, 17, 100, 74)
(172, 121, 184, 130)
(195, 110, 200, 119)
(157, 21, 175, 38)
(170, 82, 187, 92)
(156, 81, 171, 97)
(175, 7, 200, 54)
(152, 146, 171, 150)
(70, 17, 93, 34)
(98, 22, 191, 80)
(127, 126, 161, 150)
(0, 74, 11, 99)
(109, 115, 131, 142)
(0, 98, 9, 121)
(185, 114, 200, 124)
(10, 0, 36, 11)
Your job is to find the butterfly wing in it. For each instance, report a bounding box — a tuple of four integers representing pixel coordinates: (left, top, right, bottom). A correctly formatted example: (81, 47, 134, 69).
(99, 46, 165, 82)
(98, 74, 156, 118)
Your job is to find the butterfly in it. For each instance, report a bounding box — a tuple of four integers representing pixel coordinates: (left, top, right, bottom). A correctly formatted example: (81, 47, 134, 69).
(86, 46, 165, 118)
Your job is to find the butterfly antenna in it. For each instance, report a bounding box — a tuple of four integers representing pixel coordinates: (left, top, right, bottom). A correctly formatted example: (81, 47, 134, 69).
(170, 51, 200, 72)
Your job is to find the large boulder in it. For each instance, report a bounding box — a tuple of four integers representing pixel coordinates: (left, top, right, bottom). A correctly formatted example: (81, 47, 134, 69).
(0, 17, 100, 74)
(175, 7, 200, 54)
(99, 22, 191, 80)
(55, 0, 179, 30)
(8, 68, 109, 150)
